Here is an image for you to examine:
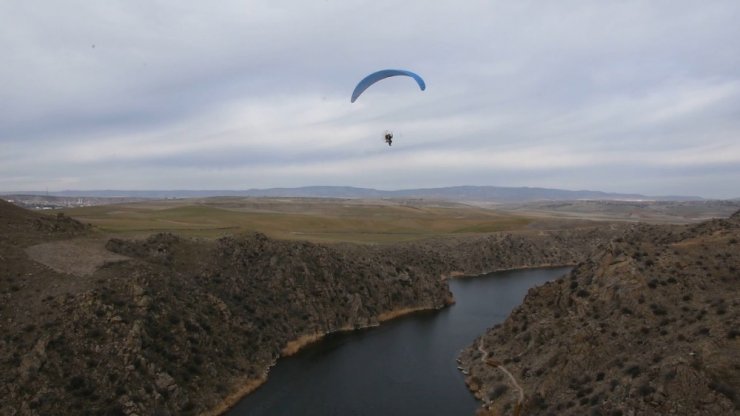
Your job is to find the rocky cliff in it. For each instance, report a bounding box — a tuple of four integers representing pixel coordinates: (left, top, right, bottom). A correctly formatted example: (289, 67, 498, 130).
(459, 211, 740, 415)
(1, 199, 619, 415)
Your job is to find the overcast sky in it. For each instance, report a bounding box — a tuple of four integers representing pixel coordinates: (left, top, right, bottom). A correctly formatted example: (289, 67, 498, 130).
(2, 1, 739, 198)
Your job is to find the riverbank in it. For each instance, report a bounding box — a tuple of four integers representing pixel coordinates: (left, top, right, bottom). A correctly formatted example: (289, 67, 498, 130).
(444, 263, 577, 281)
(211, 299, 454, 415)
(225, 267, 572, 416)
(213, 263, 586, 415)
(213, 266, 577, 415)
(208, 235, 612, 415)
(202, 377, 266, 416)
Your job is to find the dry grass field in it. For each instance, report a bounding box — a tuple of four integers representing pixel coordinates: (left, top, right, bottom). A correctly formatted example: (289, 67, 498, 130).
(59, 197, 536, 243)
(53, 197, 740, 244)
(492, 199, 740, 223)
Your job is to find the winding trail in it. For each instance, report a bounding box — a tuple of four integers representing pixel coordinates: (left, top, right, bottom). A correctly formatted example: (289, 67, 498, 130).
(477, 340, 524, 414)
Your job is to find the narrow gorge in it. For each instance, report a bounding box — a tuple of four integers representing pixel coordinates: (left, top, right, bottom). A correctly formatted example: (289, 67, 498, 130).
(1, 199, 617, 415)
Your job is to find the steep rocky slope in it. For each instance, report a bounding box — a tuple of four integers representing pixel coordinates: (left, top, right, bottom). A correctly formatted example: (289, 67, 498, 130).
(459, 211, 740, 415)
(1, 199, 619, 415)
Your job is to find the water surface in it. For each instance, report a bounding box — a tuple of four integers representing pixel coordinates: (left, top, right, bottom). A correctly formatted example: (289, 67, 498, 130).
(229, 267, 570, 416)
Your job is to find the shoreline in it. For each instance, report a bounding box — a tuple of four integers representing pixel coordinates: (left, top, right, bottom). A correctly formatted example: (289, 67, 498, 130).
(210, 264, 574, 415)
(443, 262, 576, 280)
(210, 301, 451, 415)
(202, 377, 267, 416)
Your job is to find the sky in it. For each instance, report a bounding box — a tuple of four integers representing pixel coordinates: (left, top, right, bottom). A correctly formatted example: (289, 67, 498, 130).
(2, 1, 739, 198)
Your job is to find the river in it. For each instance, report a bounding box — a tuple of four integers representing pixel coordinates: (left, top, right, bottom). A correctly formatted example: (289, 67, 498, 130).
(227, 267, 571, 416)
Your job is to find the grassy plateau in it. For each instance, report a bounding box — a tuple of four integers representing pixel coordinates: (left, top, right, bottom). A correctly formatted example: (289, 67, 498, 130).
(60, 197, 536, 244)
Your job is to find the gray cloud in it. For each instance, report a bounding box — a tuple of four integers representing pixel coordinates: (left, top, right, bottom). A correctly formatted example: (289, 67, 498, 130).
(2, 0, 739, 198)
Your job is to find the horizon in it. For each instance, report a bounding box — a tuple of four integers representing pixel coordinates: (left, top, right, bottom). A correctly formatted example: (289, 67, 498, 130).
(1, 183, 730, 200)
(3, 1, 740, 198)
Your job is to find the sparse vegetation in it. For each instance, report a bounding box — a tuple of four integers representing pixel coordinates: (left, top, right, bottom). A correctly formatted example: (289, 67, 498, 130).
(459, 209, 740, 415)
(2, 198, 621, 415)
(60, 197, 535, 243)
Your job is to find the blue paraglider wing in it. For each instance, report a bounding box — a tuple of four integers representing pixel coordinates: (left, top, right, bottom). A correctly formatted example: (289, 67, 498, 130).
(351, 69, 426, 103)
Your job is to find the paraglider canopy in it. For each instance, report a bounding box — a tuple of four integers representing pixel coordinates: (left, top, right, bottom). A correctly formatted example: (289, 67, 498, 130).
(351, 69, 426, 103)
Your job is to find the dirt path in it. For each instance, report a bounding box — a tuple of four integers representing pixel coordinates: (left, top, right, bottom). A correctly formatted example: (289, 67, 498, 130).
(478, 340, 525, 408)
(25, 237, 130, 277)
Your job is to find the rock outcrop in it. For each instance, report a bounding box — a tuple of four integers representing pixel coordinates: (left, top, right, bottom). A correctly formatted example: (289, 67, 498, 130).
(459, 212, 740, 415)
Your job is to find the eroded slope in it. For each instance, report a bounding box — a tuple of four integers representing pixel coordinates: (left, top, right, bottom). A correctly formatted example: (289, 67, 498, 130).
(460, 212, 740, 415)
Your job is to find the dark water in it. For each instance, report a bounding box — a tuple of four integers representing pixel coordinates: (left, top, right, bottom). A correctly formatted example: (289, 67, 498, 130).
(228, 267, 570, 416)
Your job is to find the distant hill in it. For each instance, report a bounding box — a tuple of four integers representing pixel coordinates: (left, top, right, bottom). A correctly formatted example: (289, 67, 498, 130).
(2, 186, 704, 203)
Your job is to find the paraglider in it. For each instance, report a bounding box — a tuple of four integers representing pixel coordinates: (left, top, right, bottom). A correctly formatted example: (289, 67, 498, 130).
(351, 69, 425, 147)
(350, 69, 426, 103)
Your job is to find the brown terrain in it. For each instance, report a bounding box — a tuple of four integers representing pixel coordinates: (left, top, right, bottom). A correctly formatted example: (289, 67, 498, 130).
(494, 200, 740, 224)
(0, 199, 620, 415)
(459, 211, 740, 415)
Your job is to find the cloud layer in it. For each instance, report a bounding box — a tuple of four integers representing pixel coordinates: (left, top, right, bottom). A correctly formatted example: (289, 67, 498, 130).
(2, 1, 739, 197)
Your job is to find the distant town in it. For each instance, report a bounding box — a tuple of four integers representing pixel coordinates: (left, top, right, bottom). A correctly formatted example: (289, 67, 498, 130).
(0, 195, 148, 210)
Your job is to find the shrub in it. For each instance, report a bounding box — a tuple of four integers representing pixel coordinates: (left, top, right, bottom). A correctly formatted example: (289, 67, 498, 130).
(663, 369, 677, 381)
(625, 365, 641, 378)
(638, 384, 655, 396)
(650, 303, 667, 316)
(695, 327, 710, 336)
(609, 380, 620, 391)
(67, 376, 85, 391)
(577, 387, 594, 398)
(490, 384, 508, 400)
(708, 381, 737, 404)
